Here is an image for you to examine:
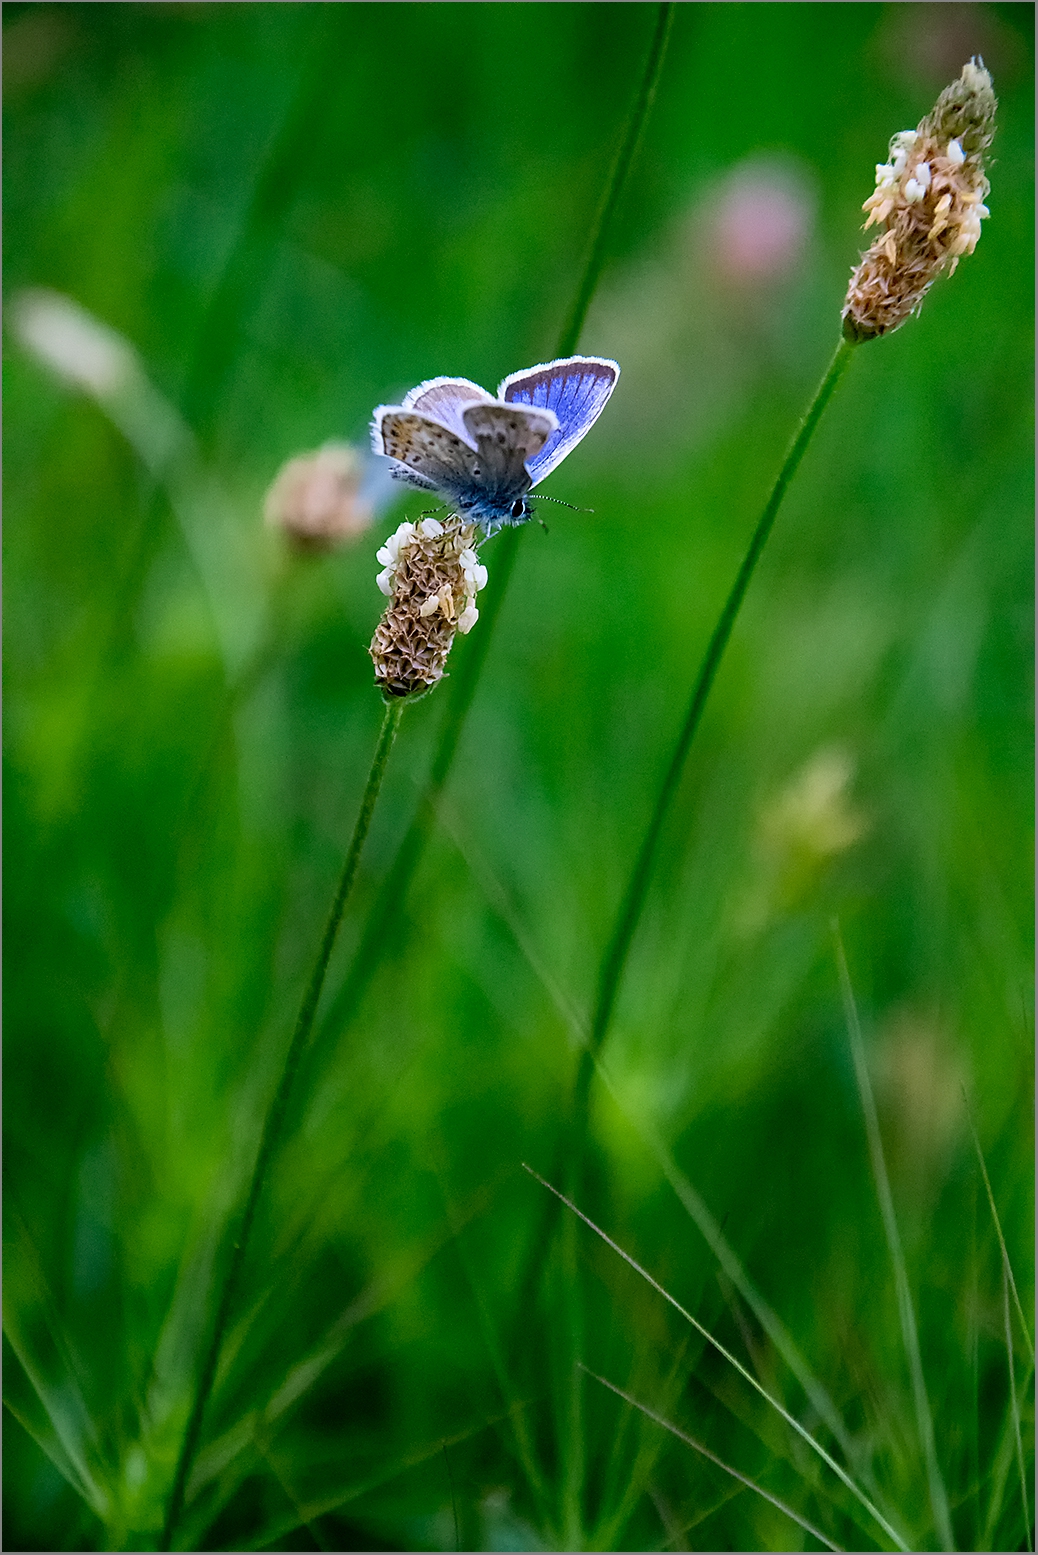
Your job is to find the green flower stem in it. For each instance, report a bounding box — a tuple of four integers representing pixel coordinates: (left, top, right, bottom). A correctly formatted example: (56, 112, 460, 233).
(308, 2, 675, 1070)
(305, 525, 524, 1080)
(161, 698, 403, 1551)
(571, 335, 856, 1148)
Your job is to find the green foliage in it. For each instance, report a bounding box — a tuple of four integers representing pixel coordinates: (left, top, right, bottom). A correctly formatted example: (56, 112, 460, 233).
(4, 4, 1033, 1550)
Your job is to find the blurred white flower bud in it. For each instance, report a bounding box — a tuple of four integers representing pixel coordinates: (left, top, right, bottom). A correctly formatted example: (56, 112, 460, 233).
(10, 287, 135, 396)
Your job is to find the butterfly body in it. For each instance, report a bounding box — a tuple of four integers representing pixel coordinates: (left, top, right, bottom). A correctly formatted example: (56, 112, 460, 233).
(371, 355, 619, 536)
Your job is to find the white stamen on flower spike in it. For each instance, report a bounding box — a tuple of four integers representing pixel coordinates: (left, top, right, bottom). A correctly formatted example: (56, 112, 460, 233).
(844, 58, 996, 341)
(369, 515, 489, 698)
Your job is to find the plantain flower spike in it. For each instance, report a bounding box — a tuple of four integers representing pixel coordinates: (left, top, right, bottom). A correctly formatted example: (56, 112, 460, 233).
(369, 515, 488, 699)
(843, 58, 996, 343)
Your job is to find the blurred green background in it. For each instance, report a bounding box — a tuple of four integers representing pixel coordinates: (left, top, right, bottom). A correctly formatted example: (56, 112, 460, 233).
(4, 4, 1033, 1550)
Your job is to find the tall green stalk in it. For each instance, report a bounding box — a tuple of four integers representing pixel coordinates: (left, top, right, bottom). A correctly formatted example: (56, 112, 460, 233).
(571, 335, 855, 1148)
(160, 699, 403, 1550)
(307, 1, 675, 1081)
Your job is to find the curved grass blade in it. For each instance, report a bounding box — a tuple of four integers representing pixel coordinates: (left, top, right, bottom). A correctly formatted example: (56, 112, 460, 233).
(2, 1392, 100, 1518)
(183, 1170, 531, 1514)
(2, 1329, 108, 1519)
(433, 815, 902, 1542)
(522, 1164, 911, 1551)
(583, 1366, 844, 1552)
(979, 1356, 1036, 1552)
(435, 817, 898, 1535)
(964, 1092, 1034, 1364)
(591, 1334, 704, 1548)
(834, 927, 953, 1552)
(431, 1168, 552, 1527)
(179, 5, 351, 442)
(593, 1063, 880, 1484)
(572, 336, 855, 1147)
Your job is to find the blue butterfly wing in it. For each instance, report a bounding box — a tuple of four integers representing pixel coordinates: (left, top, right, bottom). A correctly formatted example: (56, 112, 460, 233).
(497, 356, 619, 487)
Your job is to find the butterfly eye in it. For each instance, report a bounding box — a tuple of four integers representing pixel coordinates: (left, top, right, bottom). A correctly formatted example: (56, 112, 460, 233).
(510, 498, 526, 519)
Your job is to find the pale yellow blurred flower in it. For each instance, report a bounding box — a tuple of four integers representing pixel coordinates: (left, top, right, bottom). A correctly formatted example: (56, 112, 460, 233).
(760, 747, 868, 863)
(736, 748, 868, 932)
(873, 1009, 966, 1195)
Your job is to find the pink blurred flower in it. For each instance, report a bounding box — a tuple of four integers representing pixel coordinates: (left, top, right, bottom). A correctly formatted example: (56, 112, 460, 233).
(705, 161, 814, 287)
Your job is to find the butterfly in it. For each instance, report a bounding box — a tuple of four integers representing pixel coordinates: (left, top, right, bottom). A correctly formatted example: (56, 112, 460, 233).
(370, 355, 619, 536)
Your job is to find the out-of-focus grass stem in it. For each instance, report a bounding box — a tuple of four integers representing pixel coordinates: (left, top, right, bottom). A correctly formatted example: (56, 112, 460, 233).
(557, 2, 674, 359)
(160, 699, 403, 1550)
(180, 6, 347, 442)
(309, 2, 674, 1072)
(834, 925, 954, 1552)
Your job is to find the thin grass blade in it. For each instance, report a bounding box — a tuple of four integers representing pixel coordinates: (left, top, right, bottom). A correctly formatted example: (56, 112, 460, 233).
(230, 1403, 530, 1554)
(980, 1358, 1036, 1552)
(834, 926, 953, 1551)
(2, 1326, 108, 1518)
(583, 1366, 844, 1552)
(593, 1059, 879, 1486)
(964, 1093, 1034, 1363)
(522, 1163, 910, 1551)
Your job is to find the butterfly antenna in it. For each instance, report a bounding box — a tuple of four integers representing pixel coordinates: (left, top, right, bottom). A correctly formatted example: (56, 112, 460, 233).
(530, 495, 593, 514)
